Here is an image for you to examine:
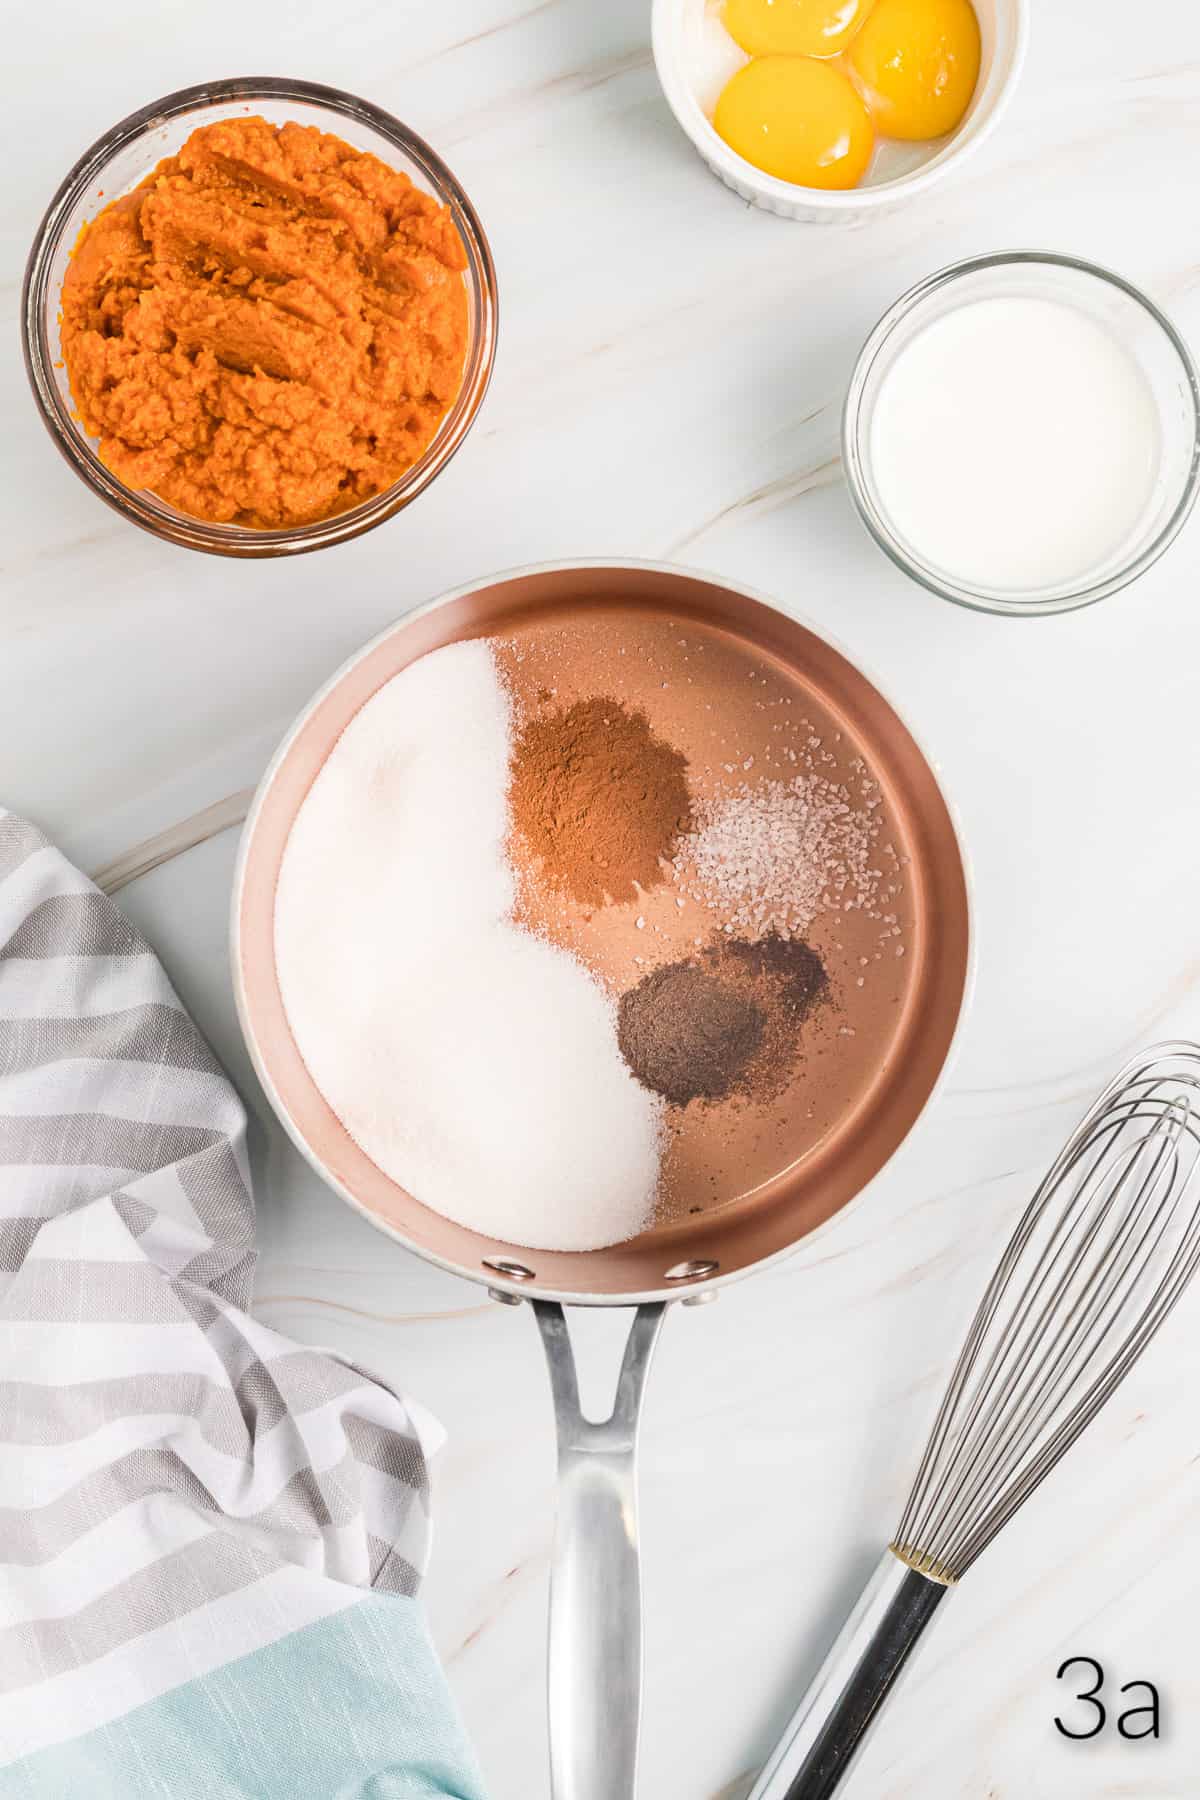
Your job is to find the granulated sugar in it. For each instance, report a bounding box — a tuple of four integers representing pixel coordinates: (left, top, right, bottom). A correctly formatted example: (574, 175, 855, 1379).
(274, 639, 661, 1253)
(676, 774, 880, 939)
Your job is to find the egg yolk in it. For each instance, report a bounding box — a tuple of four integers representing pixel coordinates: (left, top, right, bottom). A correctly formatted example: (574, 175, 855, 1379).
(722, 0, 875, 58)
(846, 0, 981, 141)
(714, 56, 874, 189)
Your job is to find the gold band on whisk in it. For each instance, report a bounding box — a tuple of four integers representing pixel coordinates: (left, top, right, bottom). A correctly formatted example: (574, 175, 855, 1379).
(888, 1543, 959, 1587)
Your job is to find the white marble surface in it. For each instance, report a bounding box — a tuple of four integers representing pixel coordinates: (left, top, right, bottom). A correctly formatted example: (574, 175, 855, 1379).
(6, 4, 1200, 1795)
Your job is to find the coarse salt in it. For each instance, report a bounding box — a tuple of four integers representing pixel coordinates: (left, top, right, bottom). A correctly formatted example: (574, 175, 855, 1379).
(675, 773, 880, 940)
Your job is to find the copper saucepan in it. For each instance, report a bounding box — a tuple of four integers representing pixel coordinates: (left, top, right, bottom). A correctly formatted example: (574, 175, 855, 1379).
(232, 561, 972, 1800)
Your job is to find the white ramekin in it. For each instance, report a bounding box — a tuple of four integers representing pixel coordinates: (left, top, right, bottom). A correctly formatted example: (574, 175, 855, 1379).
(651, 0, 1029, 223)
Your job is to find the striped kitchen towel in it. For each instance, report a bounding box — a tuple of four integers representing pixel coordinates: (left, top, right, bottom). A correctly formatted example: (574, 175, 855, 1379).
(0, 809, 486, 1799)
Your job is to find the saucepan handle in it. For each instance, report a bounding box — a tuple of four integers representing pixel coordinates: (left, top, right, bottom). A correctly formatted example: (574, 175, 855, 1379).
(532, 1300, 668, 1800)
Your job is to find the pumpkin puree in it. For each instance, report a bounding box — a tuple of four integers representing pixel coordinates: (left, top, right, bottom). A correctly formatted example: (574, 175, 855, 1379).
(60, 117, 470, 528)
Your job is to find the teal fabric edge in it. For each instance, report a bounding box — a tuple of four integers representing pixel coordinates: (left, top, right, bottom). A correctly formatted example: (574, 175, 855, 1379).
(0, 1591, 488, 1800)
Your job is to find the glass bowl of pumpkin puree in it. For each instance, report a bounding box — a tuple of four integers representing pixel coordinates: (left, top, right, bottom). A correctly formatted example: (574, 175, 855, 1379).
(22, 78, 498, 557)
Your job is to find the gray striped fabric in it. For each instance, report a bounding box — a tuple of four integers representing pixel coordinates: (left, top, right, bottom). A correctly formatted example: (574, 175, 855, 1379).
(0, 809, 440, 1744)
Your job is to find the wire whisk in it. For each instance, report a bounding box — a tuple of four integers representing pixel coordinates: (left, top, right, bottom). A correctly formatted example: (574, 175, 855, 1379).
(751, 1043, 1200, 1800)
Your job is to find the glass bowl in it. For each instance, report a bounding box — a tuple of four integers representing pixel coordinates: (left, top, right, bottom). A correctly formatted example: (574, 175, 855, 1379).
(21, 77, 498, 559)
(842, 252, 1200, 616)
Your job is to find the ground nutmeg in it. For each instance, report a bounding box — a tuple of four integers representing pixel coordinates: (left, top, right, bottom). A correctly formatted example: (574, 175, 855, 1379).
(618, 932, 829, 1107)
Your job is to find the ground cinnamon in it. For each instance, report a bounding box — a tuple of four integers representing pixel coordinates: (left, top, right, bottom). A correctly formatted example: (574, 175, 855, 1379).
(508, 696, 692, 906)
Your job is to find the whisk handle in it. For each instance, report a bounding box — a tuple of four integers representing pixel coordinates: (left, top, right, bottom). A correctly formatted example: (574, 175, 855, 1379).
(747, 1549, 948, 1800)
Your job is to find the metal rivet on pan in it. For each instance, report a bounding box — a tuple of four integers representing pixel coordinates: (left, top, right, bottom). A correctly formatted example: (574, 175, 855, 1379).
(482, 1257, 536, 1281)
(487, 1287, 524, 1307)
(664, 1258, 719, 1282)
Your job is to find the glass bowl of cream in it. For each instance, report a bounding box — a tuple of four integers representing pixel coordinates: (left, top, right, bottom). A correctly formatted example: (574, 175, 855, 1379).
(843, 252, 1200, 615)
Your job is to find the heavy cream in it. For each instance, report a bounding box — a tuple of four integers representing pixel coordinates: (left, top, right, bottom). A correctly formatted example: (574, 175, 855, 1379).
(867, 295, 1163, 595)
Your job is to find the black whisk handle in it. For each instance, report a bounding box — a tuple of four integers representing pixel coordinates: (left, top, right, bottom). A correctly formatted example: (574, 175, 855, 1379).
(748, 1550, 949, 1800)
